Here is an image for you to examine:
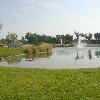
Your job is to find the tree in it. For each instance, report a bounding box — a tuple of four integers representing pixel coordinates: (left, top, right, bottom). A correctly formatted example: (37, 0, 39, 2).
(85, 33, 92, 46)
(74, 31, 80, 43)
(56, 35, 64, 44)
(6, 33, 18, 43)
(25, 32, 38, 44)
(1, 38, 6, 44)
(94, 32, 100, 44)
(64, 34, 73, 44)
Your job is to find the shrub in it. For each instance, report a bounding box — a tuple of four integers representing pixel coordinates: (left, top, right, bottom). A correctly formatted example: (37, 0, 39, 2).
(24, 43, 52, 54)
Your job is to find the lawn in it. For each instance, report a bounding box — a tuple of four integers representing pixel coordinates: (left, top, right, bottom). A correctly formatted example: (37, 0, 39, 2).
(0, 67, 100, 100)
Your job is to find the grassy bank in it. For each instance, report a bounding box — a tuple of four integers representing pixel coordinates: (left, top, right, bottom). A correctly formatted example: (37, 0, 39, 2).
(0, 43, 52, 57)
(0, 67, 100, 100)
(0, 47, 24, 56)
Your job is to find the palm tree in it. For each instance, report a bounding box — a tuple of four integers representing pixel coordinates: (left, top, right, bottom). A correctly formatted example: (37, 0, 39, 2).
(74, 31, 79, 43)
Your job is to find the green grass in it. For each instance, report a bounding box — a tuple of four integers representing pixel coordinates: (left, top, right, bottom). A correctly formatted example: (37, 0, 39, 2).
(0, 67, 100, 100)
(0, 47, 24, 56)
(0, 43, 52, 57)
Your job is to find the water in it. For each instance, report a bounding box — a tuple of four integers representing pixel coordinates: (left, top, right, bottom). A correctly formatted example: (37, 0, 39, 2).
(0, 47, 100, 69)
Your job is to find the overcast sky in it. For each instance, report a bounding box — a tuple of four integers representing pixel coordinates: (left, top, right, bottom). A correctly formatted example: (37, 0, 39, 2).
(0, 0, 100, 38)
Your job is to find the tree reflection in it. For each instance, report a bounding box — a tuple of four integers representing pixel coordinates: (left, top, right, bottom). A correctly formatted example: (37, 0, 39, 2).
(95, 51, 100, 58)
(75, 50, 93, 61)
(25, 52, 52, 61)
(75, 52, 79, 61)
(6, 55, 24, 64)
(88, 50, 92, 59)
(0, 53, 52, 63)
(75, 52, 84, 61)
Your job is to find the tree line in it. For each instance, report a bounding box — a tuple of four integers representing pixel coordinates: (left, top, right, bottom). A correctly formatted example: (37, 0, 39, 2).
(1, 32, 100, 45)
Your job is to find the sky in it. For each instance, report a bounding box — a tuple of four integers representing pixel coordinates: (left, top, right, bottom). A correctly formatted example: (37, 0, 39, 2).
(0, 0, 100, 38)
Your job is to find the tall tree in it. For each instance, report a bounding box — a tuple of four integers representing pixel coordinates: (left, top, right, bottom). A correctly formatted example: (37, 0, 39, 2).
(85, 33, 92, 46)
(74, 31, 80, 43)
(25, 32, 38, 44)
(6, 33, 18, 43)
(64, 34, 73, 44)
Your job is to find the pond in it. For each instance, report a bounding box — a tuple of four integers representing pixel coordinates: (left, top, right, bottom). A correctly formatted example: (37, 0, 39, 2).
(0, 47, 100, 69)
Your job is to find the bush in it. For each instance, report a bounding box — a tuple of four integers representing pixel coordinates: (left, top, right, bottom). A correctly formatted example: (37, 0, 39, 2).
(24, 43, 52, 54)
(34, 43, 52, 53)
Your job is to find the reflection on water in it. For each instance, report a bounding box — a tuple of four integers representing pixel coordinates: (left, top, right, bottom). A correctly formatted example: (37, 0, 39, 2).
(0, 47, 100, 69)
(88, 50, 92, 60)
(75, 48, 100, 60)
(75, 50, 92, 61)
(0, 55, 24, 64)
(25, 53, 52, 61)
(95, 51, 100, 58)
(0, 53, 52, 64)
(75, 52, 80, 60)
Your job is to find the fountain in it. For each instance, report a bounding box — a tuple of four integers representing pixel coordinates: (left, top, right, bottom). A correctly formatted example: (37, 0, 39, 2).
(77, 35, 83, 48)
(74, 31, 83, 48)
(60, 39, 63, 45)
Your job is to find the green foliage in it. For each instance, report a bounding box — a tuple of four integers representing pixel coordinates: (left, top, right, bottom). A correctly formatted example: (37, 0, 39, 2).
(25, 33, 40, 44)
(0, 67, 100, 100)
(56, 34, 73, 44)
(85, 33, 92, 45)
(94, 32, 100, 40)
(85, 33, 92, 40)
(6, 33, 18, 43)
(64, 34, 73, 44)
(25, 33, 73, 44)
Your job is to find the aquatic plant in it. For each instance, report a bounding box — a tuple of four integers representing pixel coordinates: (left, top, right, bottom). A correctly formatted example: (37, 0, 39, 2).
(23, 43, 52, 54)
